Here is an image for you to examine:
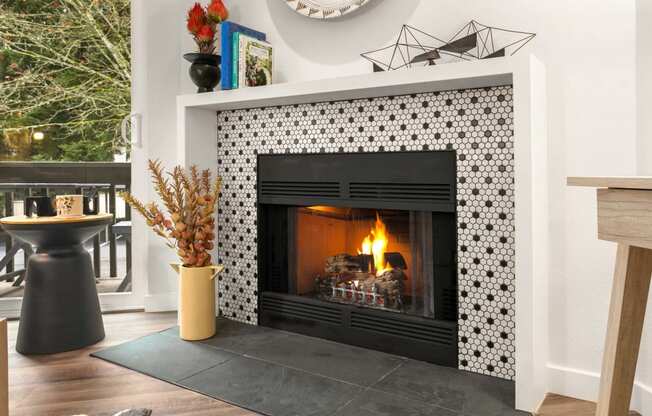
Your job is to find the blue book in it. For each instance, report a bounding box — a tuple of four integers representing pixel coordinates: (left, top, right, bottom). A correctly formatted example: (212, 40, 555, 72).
(232, 32, 239, 88)
(220, 22, 266, 90)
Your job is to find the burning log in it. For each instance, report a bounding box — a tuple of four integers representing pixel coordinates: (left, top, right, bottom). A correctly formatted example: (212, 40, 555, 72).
(385, 252, 407, 270)
(325, 254, 361, 274)
(316, 214, 407, 311)
(315, 264, 406, 310)
(325, 253, 406, 275)
(360, 268, 406, 308)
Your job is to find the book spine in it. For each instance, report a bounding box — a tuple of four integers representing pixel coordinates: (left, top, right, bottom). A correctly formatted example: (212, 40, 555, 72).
(268, 47, 273, 86)
(231, 32, 240, 89)
(220, 23, 232, 90)
(232, 32, 239, 89)
(239, 36, 247, 88)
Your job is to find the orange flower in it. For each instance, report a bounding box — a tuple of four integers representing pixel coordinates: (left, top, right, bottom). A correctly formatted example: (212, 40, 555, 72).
(186, 3, 206, 35)
(207, 0, 228, 23)
(197, 25, 214, 42)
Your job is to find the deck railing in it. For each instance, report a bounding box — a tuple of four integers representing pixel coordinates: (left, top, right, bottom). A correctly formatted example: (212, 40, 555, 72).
(0, 162, 131, 291)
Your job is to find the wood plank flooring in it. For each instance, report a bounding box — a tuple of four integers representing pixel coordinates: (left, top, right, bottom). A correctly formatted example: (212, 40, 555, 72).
(535, 393, 640, 416)
(7, 312, 257, 416)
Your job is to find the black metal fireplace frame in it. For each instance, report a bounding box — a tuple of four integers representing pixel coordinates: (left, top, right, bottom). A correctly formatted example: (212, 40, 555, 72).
(257, 151, 457, 212)
(256, 151, 459, 367)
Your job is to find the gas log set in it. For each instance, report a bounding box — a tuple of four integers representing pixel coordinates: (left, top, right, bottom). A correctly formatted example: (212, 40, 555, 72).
(313, 214, 408, 312)
(314, 253, 407, 311)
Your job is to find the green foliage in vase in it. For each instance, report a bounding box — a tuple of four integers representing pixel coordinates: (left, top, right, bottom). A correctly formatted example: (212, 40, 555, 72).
(0, 0, 131, 161)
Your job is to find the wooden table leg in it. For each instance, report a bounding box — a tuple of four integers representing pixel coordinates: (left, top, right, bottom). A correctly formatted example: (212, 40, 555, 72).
(0, 318, 7, 416)
(596, 244, 652, 416)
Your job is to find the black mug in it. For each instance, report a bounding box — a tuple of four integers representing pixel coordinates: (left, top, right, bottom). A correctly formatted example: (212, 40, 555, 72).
(25, 196, 56, 217)
(83, 196, 99, 215)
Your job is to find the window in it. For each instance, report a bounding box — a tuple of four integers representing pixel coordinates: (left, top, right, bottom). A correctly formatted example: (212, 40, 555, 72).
(0, 0, 133, 308)
(0, 0, 131, 161)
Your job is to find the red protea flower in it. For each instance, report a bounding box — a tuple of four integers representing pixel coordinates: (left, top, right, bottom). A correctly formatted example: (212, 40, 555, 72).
(207, 0, 228, 23)
(187, 3, 206, 35)
(197, 25, 215, 43)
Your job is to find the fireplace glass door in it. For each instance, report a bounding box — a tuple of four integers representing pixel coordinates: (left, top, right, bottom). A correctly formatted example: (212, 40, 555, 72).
(262, 205, 456, 321)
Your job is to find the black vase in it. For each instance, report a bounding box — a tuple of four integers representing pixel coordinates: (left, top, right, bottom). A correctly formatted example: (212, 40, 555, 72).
(184, 53, 221, 93)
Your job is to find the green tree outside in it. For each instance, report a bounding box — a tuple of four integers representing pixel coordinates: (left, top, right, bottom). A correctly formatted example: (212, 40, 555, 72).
(0, 0, 131, 161)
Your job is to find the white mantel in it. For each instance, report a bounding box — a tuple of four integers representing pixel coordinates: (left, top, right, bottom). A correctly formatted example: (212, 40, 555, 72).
(172, 55, 548, 412)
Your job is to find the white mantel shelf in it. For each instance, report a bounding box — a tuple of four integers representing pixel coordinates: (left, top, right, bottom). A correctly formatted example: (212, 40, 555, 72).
(176, 54, 548, 413)
(178, 56, 517, 112)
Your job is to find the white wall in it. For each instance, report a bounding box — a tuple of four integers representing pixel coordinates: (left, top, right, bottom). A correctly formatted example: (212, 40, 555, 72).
(635, 0, 652, 409)
(134, 0, 650, 411)
(638, 0, 652, 175)
(132, 0, 190, 311)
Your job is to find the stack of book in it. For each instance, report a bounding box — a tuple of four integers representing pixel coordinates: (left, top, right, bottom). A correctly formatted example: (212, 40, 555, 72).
(220, 22, 273, 89)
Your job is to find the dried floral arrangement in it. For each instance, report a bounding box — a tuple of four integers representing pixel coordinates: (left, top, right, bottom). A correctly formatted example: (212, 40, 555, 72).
(120, 160, 222, 268)
(187, 0, 229, 54)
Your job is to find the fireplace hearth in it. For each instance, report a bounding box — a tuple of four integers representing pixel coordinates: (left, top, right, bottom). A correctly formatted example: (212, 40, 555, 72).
(258, 151, 458, 366)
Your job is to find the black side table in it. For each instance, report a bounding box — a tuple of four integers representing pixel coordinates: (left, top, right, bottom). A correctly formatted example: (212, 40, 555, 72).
(112, 221, 132, 292)
(0, 214, 113, 354)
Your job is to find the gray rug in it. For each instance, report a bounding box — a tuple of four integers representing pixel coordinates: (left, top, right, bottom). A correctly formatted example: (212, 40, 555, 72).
(91, 318, 529, 416)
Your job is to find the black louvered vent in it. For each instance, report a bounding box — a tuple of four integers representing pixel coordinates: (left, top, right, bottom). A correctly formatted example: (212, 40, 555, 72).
(441, 288, 458, 321)
(260, 181, 340, 198)
(351, 310, 455, 346)
(270, 265, 283, 291)
(349, 183, 452, 202)
(261, 295, 342, 325)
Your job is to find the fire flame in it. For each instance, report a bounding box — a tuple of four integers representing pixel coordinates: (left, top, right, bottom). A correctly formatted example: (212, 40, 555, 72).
(358, 213, 391, 276)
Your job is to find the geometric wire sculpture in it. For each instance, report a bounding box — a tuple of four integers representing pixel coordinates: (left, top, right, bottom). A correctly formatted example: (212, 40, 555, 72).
(361, 20, 536, 72)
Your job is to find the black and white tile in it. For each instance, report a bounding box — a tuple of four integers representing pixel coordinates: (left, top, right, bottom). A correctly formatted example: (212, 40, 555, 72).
(216, 86, 516, 379)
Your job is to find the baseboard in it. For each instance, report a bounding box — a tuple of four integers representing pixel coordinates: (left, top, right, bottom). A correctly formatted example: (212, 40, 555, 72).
(144, 292, 177, 312)
(547, 363, 652, 414)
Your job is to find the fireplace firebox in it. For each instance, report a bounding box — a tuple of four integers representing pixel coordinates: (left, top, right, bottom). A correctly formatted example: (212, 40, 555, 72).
(258, 152, 458, 366)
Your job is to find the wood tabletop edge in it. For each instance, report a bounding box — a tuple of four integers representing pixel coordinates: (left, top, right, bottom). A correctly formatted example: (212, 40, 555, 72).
(567, 176, 652, 190)
(0, 213, 114, 225)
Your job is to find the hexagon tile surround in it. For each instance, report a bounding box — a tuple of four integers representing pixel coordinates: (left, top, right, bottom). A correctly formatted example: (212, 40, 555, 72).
(216, 85, 516, 380)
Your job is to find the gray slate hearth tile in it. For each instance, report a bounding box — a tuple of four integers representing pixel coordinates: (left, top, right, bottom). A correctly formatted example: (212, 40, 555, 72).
(333, 388, 457, 416)
(91, 333, 237, 382)
(242, 331, 406, 386)
(372, 359, 529, 416)
(181, 355, 364, 416)
(160, 318, 291, 355)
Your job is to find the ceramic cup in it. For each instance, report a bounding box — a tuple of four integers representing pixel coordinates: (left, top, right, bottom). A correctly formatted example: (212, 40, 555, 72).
(56, 195, 84, 217)
(25, 196, 57, 217)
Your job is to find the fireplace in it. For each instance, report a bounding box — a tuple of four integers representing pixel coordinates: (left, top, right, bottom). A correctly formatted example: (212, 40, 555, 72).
(258, 151, 458, 366)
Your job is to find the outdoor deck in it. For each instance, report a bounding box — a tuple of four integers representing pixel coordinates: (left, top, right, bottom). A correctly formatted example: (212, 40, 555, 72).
(0, 162, 132, 297)
(0, 239, 129, 297)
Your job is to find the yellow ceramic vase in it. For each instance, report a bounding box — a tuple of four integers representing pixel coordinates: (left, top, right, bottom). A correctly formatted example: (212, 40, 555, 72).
(171, 263, 223, 341)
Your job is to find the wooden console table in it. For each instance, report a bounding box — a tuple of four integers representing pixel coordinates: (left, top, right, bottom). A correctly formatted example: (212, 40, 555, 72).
(537, 177, 652, 416)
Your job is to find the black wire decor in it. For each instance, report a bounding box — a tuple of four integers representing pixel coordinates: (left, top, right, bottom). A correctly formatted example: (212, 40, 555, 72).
(361, 20, 536, 72)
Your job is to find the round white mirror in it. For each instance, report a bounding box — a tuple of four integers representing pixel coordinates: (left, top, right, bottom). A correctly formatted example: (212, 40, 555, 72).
(284, 0, 372, 19)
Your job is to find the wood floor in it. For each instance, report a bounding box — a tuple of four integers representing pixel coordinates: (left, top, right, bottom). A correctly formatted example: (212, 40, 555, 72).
(7, 312, 257, 416)
(535, 393, 640, 416)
